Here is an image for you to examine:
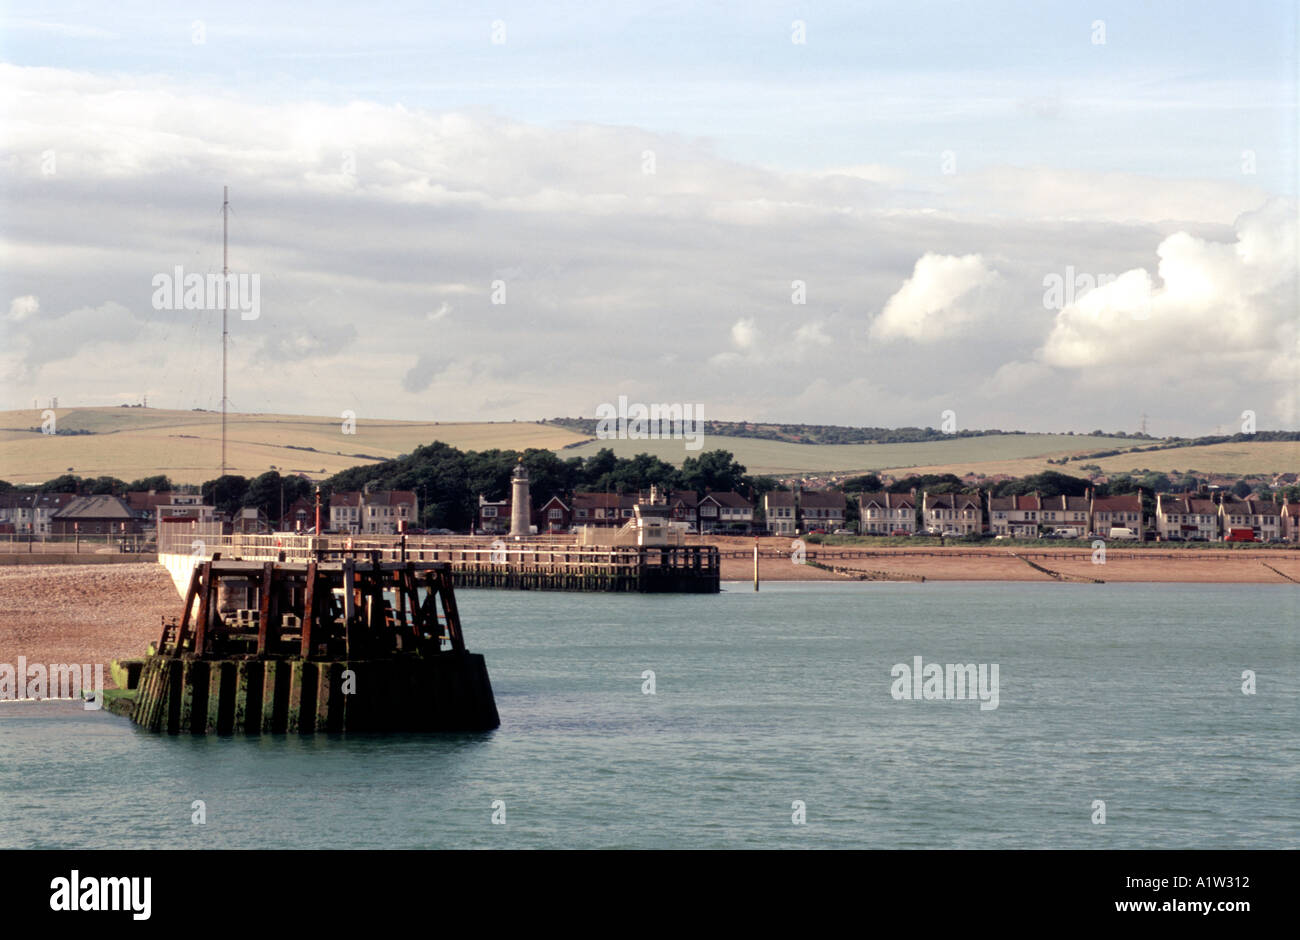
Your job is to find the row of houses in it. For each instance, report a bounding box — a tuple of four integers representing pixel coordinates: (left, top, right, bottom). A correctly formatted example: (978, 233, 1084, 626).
(854, 490, 1141, 538)
(4, 483, 1296, 542)
(863, 489, 1292, 541)
(0, 491, 215, 535)
(326, 490, 417, 535)
(478, 484, 1299, 541)
(1155, 493, 1284, 541)
(477, 487, 851, 536)
(0, 489, 418, 537)
(477, 488, 778, 535)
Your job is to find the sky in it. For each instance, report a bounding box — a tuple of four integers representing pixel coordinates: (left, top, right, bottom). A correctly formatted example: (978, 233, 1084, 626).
(1, 0, 1297, 436)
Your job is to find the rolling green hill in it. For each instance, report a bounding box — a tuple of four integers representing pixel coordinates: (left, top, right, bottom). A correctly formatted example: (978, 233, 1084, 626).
(2, 407, 1294, 486)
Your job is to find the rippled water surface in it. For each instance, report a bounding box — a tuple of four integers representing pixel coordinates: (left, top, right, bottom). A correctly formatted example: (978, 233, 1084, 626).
(2, 581, 1296, 848)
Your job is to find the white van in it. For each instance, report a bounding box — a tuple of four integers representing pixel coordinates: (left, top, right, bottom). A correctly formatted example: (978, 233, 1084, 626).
(1107, 527, 1138, 540)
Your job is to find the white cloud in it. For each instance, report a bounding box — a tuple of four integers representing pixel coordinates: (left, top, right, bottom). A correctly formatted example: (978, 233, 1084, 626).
(6, 296, 39, 321)
(870, 253, 1001, 342)
(1, 64, 1293, 433)
(1035, 198, 1298, 420)
(730, 318, 758, 350)
(795, 322, 832, 347)
(1040, 199, 1296, 369)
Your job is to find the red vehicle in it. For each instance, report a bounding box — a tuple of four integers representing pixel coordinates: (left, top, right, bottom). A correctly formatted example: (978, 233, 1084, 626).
(1225, 528, 1257, 542)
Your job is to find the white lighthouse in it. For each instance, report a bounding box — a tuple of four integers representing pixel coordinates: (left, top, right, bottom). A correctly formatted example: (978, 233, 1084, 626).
(509, 460, 531, 537)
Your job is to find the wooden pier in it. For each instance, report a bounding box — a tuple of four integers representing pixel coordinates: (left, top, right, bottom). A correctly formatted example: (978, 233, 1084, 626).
(159, 531, 721, 594)
(110, 557, 499, 734)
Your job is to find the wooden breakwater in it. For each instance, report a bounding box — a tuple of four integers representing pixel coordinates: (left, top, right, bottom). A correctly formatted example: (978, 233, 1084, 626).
(804, 559, 925, 582)
(158, 531, 720, 594)
(1008, 553, 1104, 583)
(112, 558, 499, 735)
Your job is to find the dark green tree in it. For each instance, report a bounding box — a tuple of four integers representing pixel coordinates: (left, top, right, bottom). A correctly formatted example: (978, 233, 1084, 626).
(201, 475, 250, 517)
(679, 450, 747, 493)
(86, 476, 127, 495)
(841, 473, 883, 492)
(43, 474, 83, 493)
(127, 475, 173, 492)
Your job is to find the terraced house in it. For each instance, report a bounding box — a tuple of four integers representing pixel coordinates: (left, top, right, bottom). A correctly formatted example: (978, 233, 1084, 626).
(858, 491, 917, 534)
(570, 493, 635, 528)
(698, 491, 755, 534)
(799, 490, 846, 532)
(1219, 497, 1282, 540)
(330, 490, 417, 535)
(0, 492, 75, 535)
(1040, 493, 1092, 535)
(763, 491, 797, 536)
(1090, 491, 1143, 538)
(987, 492, 1043, 537)
(1155, 494, 1219, 541)
(922, 492, 981, 535)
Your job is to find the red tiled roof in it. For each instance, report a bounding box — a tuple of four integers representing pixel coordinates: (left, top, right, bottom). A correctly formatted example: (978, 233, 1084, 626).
(799, 491, 846, 509)
(861, 492, 915, 510)
(125, 491, 173, 511)
(701, 491, 753, 509)
(1092, 494, 1141, 511)
(572, 493, 635, 509)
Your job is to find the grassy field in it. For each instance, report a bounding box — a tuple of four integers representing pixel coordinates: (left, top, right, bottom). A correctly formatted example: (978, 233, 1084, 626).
(1089, 441, 1300, 477)
(2, 407, 1294, 486)
(895, 440, 1300, 481)
(0, 408, 587, 485)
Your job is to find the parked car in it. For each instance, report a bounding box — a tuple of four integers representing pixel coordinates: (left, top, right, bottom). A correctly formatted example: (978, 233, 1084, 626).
(890, 529, 912, 537)
(832, 528, 854, 535)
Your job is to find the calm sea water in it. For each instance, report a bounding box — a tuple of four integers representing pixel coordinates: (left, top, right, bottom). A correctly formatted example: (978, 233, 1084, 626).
(2, 582, 1296, 849)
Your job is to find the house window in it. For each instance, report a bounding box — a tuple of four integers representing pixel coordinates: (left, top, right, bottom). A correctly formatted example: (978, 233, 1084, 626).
(549, 509, 562, 520)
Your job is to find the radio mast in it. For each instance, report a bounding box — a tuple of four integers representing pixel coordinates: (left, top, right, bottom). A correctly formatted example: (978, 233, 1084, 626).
(221, 185, 229, 478)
